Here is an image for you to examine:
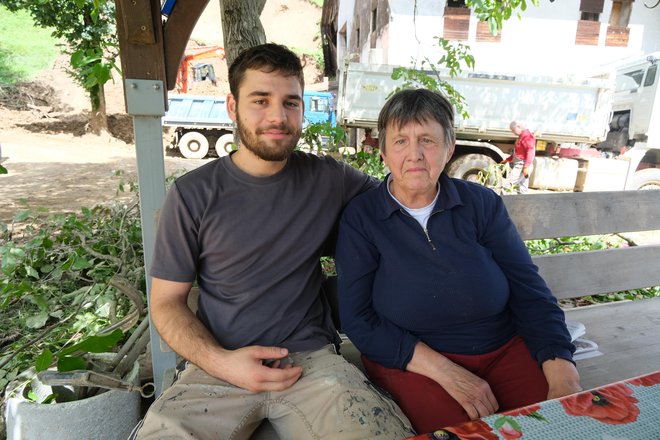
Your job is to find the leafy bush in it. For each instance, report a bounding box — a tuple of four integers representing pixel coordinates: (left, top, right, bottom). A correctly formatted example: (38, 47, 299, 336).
(0, 199, 145, 394)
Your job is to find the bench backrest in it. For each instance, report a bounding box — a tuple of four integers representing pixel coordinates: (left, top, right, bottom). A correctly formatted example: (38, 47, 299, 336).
(503, 190, 660, 300)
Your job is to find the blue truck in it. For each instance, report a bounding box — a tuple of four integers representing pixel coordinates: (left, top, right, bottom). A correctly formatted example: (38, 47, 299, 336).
(162, 91, 336, 159)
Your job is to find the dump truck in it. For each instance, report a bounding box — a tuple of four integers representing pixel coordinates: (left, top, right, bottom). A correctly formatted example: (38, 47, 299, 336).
(337, 54, 660, 191)
(162, 91, 337, 159)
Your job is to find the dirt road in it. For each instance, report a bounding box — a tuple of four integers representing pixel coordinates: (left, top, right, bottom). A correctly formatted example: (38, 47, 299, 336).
(0, 128, 209, 224)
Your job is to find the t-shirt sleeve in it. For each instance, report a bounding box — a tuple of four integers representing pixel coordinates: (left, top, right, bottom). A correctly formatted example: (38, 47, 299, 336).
(150, 182, 200, 282)
(337, 160, 380, 203)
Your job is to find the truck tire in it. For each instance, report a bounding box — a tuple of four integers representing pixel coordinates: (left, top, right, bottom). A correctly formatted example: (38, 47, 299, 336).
(630, 168, 660, 190)
(215, 133, 235, 157)
(179, 131, 209, 159)
(446, 153, 498, 184)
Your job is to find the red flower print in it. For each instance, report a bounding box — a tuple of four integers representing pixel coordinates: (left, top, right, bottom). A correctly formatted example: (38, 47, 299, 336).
(444, 420, 499, 439)
(560, 383, 640, 424)
(503, 404, 541, 417)
(497, 420, 522, 439)
(628, 371, 660, 387)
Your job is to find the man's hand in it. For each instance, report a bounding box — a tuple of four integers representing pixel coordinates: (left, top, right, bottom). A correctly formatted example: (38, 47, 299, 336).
(208, 346, 303, 393)
(149, 278, 303, 393)
(407, 342, 499, 420)
(522, 165, 530, 178)
(542, 358, 582, 399)
(500, 155, 512, 164)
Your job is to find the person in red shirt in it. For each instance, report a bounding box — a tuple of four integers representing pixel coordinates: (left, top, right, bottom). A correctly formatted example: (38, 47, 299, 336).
(502, 121, 536, 194)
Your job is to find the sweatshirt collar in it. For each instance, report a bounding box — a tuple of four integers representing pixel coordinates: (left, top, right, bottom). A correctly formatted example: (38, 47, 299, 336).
(377, 172, 464, 220)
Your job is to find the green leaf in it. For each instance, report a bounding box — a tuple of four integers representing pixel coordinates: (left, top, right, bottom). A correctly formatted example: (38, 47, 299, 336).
(40, 393, 58, 404)
(35, 349, 53, 372)
(59, 328, 124, 356)
(0, 164, 7, 174)
(26, 311, 49, 329)
(72, 256, 92, 270)
(57, 356, 86, 372)
(14, 210, 31, 222)
(25, 265, 39, 279)
(29, 293, 49, 311)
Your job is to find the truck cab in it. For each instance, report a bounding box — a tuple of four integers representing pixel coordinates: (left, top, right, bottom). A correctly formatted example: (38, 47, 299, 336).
(302, 91, 336, 127)
(606, 53, 660, 189)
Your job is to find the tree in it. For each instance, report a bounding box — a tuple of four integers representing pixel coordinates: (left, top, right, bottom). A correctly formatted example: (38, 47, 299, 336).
(0, 0, 118, 133)
(219, 0, 267, 67)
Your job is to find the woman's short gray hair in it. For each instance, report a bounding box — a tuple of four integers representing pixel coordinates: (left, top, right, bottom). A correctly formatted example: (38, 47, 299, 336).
(377, 88, 455, 152)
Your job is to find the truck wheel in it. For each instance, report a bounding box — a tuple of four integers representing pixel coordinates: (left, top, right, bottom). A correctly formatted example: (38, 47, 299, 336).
(215, 134, 235, 157)
(631, 168, 660, 190)
(446, 154, 498, 185)
(179, 131, 209, 159)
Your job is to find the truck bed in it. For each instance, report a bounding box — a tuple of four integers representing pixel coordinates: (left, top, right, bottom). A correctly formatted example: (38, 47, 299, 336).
(162, 95, 233, 130)
(338, 63, 613, 144)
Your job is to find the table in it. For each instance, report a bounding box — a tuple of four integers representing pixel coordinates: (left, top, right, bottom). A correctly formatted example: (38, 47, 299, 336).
(406, 370, 660, 440)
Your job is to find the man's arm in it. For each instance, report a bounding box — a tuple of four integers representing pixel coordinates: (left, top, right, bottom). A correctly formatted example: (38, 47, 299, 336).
(150, 277, 302, 392)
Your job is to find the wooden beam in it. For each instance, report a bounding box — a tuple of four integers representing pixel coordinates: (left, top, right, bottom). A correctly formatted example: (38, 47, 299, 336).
(163, 0, 211, 91)
(503, 191, 660, 240)
(114, 0, 167, 109)
(535, 245, 660, 299)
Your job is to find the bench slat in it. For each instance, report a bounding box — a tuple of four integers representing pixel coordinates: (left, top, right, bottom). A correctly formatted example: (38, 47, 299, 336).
(534, 245, 660, 299)
(565, 298, 660, 389)
(503, 191, 660, 240)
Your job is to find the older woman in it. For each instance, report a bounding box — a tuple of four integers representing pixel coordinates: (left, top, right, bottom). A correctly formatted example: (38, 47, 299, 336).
(336, 89, 581, 433)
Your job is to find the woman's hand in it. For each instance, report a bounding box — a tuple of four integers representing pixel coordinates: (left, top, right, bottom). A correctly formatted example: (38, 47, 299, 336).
(542, 358, 582, 399)
(407, 342, 499, 420)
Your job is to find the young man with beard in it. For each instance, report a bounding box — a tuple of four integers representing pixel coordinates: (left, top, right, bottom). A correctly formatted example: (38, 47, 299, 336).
(133, 44, 414, 440)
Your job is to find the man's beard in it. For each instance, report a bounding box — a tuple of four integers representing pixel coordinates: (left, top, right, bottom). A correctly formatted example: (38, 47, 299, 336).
(236, 113, 301, 162)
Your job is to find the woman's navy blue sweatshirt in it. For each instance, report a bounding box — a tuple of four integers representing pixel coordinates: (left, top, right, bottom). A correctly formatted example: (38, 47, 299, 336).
(336, 173, 575, 370)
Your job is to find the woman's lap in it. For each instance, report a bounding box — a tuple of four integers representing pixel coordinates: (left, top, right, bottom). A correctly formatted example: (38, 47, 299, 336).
(362, 336, 549, 433)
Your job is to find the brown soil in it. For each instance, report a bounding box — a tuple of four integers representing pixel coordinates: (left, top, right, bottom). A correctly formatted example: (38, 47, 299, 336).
(0, 1, 323, 225)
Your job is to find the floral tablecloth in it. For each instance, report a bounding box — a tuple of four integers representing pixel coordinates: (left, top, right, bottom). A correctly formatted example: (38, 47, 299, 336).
(407, 370, 660, 440)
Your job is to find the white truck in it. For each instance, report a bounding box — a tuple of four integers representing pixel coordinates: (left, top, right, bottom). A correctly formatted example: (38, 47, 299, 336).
(337, 54, 660, 191)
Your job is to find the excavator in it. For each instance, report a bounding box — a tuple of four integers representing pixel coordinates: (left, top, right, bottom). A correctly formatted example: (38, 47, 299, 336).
(175, 46, 225, 93)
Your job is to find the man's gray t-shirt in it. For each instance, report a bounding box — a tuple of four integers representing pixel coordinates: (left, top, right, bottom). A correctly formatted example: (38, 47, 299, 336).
(151, 151, 375, 353)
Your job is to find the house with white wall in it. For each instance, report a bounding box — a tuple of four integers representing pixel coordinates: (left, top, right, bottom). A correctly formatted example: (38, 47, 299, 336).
(336, 0, 660, 76)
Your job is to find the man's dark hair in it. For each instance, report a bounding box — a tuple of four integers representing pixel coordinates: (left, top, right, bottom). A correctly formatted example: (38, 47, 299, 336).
(377, 88, 455, 152)
(228, 43, 305, 99)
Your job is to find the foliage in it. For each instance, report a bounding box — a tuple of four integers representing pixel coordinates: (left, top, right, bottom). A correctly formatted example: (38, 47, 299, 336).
(0, 5, 59, 85)
(300, 121, 347, 154)
(340, 150, 388, 180)
(391, 38, 475, 119)
(0, 198, 145, 395)
(467, 0, 541, 35)
(477, 163, 513, 194)
(0, 0, 119, 113)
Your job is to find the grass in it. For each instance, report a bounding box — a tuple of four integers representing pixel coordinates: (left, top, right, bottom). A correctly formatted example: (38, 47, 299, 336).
(0, 5, 59, 85)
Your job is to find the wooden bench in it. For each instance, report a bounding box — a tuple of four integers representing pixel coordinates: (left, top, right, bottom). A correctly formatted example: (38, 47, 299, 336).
(160, 189, 660, 438)
(501, 190, 660, 389)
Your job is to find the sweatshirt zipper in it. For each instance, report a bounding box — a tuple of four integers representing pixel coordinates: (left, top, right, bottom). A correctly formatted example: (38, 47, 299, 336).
(423, 228, 437, 251)
(399, 208, 441, 250)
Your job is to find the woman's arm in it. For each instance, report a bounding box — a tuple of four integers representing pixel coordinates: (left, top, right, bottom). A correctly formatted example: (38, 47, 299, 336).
(336, 204, 419, 370)
(479, 193, 576, 366)
(542, 358, 582, 399)
(407, 341, 499, 420)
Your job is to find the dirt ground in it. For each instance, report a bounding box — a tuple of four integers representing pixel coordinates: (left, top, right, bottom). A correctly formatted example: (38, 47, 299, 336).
(0, 0, 323, 225)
